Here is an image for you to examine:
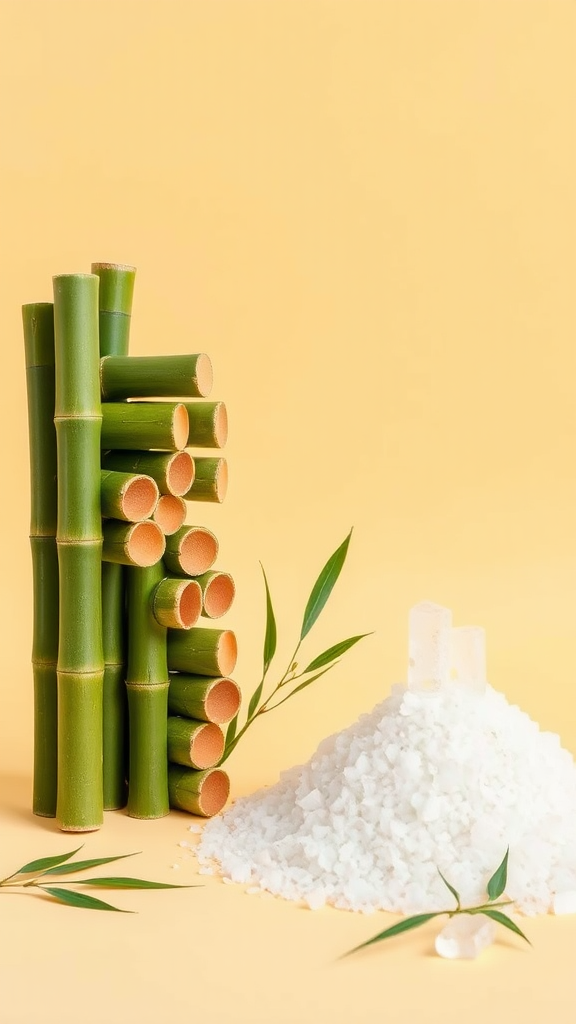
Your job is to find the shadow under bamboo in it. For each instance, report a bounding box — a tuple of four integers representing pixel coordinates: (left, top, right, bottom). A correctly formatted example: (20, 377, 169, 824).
(101, 402, 189, 451)
(168, 765, 230, 817)
(168, 674, 241, 724)
(101, 449, 194, 496)
(167, 716, 224, 769)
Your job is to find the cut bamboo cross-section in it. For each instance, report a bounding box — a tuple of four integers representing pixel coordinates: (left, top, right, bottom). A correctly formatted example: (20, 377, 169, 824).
(195, 570, 236, 618)
(183, 401, 228, 448)
(167, 627, 238, 677)
(168, 674, 241, 724)
(168, 765, 230, 817)
(101, 449, 194, 496)
(184, 457, 228, 503)
(153, 494, 187, 535)
(100, 470, 159, 522)
(102, 520, 166, 567)
(101, 354, 213, 400)
(167, 717, 224, 769)
(101, 402, 189, 451)
(152, 577, 202, 629)
(23, 302, 59, 818)
(163, 525, 218, 577)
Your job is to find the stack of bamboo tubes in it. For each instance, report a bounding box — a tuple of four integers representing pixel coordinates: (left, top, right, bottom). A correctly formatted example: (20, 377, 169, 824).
(23, 263, 240, 832)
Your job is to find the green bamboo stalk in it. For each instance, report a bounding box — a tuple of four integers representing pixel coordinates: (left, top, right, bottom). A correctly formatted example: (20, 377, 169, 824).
(167, 716, 224, 769)
(195, 570, 236, 618)
(152, 577, 202, 629)
(102, 519, 166, 567)
(53, 273, 103, 832)
(183, 401, 228, 448)
(101, 449, 194, 496)
(183, 457, 228, 503)
(163, 525, 218, 577)
(126, 562, 170, 818)
(93, 262, 135, 812)
(101, 353, 213, 400)
(168, 765, 230, 817)
(152, 494, 187, 535)
(101, 402, 189, 451)
(100, 470, 159, 522)
(168, 674, 241, 724)
(23, 302, 58, 817)
(167, 627, 238, 677)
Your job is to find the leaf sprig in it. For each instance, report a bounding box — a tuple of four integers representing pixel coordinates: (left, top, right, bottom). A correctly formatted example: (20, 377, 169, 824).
(221, 529, 371, 763)
(0, 846, 195, 912)
(344, 848, 531, 956)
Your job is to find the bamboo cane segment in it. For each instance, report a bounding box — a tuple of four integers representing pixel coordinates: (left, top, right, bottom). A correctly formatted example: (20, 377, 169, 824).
(168, 674, 241, 724)
(168, 765, 230, 817)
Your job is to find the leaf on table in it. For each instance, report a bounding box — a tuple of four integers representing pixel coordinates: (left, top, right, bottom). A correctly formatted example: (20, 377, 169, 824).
(12, 847, 84, 876)
(260, 563, 277, 674)
(480, 909, 531, 945)
(303, 633, 371, 673)
(40, 886, 132, 912)
(345, 913, 442, 955)
(67, 877, 196, 889)
(42, 853, 141, 877)
(487, 847, 509, 901)
(300, 530, 352, 641)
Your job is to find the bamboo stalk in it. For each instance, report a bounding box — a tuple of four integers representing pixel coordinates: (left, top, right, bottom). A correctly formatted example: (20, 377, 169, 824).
(23, 302, 58, 817)
(126, 562, 170, 818)
(168, 765, 230, 817)
(152, 577, 202, 629)
(93, 262, 135, 812)
(100, 470, 159, 522)
(102, 520, 166, 567)
(101, 402, 189, 451)
(163, 525, 218, 577)
(183, 401, 228, 448)
(184, 457, 228, 503)
(195, 571, 236, 618)
(167, 627, 238, 677)
(53, 273, 103, 832)
(168, 674, 241, 724)
(101, 354, 213, 400)
(101, 449, 194, 496)
(167, 717, 224, 769)
(153, 494, 187, 535)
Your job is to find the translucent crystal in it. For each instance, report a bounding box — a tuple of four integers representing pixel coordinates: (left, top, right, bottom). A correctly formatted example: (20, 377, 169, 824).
(435, 914, 496, 959)
(451, 626, 487, 693)
(553, 890, 576, 915)
(407, 601, 452, 694)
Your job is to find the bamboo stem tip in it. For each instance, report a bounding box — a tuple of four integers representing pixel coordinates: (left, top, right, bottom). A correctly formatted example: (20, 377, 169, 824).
(178, 528, 218, 576)
(154, 495, 187, 536)
(191, 723, 225, 769)
(205, 679, 241, 724)
(196, 354, 214, 397)
(167, 451, 195, 496)
(199, 769, 230, 816)
(128, 521, 166, 566)
(122, 475, 159, 522)
(204, 573, 235, 618)
(214, 403, 228, 447)
(179, 581, 203, 628)
(173, 405, 189, 450)
(218, 631, 238, 677)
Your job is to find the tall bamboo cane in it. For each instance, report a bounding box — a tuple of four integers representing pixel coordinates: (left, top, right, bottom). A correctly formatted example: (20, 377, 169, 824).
(23, 303, 58, 817)
(53, 273, 103, 831)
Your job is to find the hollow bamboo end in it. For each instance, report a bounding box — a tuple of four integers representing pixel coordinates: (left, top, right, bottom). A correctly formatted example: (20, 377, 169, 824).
(179, 528, 218, 575)
(177, 580, 203, 628)
(205, 679, 241, 724)
(195, 354, 214, 397)
(215, 460, 228, 503)
(203, 573, 235, 618)
(127, 521, 166, 566)
(154, 495, 187, 535)
(199, 769, 230, 816)
(215, 403, 228, 447)
(191, 723, 225, 769)
(217, 631, 238, 676)
(173, 404, 189, 450)
(121, 475, 159, 522)
(167, 451, 195, 496)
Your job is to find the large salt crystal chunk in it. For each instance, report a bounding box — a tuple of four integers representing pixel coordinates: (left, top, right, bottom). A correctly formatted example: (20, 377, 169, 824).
(408, 601, 452, 694)
(553, 890, 576, 914)
(435, 914, 496, 959)
(451, 625, 487, 694)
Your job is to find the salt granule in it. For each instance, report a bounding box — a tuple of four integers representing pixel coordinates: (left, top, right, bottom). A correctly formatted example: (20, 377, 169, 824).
(435, 915, 496, 959)
(197, 682, 576, 915)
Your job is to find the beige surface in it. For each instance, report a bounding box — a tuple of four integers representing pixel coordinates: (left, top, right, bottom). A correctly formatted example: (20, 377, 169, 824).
(0, 2, 575, 1022)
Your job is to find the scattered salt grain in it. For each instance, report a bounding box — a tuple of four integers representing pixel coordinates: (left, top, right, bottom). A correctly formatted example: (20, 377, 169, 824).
(178, 840, 190, 848)
(188, 824, 202, 834)
(552, 891, 576, 915)
(435, 915, 496, 959)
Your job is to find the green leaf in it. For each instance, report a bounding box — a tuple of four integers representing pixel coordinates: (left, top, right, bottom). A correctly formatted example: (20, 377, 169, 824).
(346, 913, 442, 955)
(42, 853, 140, 877)
(40, 886, 132, 913)
(300, 529, 352, 641)
(247, 679, 265, 720)
(260, 563, 277, 674)
(487, 848, 509, 901)
(63, 877, 195, 889)
(225, 714, 238, 747)
(437, 868, 460, 909)
(303, 634, 371, 673)
(480, 909, 531, 945)
(266, 664, 338, 712)
(10, 847, 84, 876)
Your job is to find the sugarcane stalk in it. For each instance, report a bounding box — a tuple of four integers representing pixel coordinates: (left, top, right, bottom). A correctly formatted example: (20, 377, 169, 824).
(153, 494, 186, 535)
(23, 303, 58, 817)
(168, 674, 241, 724)
(183, 401, 228, 448)
(53, 273, 103, 832)
(167, 627, 238, 677)
(126, 562, 170, 818)
(168, 765, 230, 817)
(102, 519, 166, 567)
(101, 353, 213, 400)
(101, 449, 194, 496)
(167, 716, 224, 769)
(163, 525, 218, 577)
(184, 457, 228, 503)
(194, 570, 235, 618)
(152, 577, 202, 629)
(100, 469, 159, 522)
(101, 402, 189, 451)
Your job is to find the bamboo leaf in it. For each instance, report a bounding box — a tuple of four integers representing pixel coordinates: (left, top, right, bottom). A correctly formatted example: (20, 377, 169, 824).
(225, 714, 238, 747)
(42, 853, 140, 877)
(303, 634, 371, 673)
(437, 868, 461, 909)
(63, 877, 195, 889)
(300, 530, 352, 641)
(480, 909, 531, 945)
(40, 886, 132, 913)
(11, 847, 83, 876)
(247, 679, 265, 720)
(487, 847, 509, 901)
(266, 664, 338, 712)
(346, 913, 442, 955)
(260, 563, 277, 673)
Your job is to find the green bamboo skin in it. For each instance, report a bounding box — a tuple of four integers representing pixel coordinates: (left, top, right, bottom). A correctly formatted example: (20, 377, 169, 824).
(183, 402, 228, 448)
(167, 716, 224, 769)
(23, 303, 59, 817)
(100, 469, 159, 522)
(195, 570, 236, 618)
(101, 449, 195, 496)
(101, 353, 213, 401)
(91, 263, 135, 317)
(167, 627, 238, 677)
(152, 576, 202, 629)
(53, 273, 104, 832)
(101, 402, 189, 451)
(168, 765, 230, 817)
(168, 674, 241, 724)
(163, 525, 218, 577)
(184, 457, 228, 503)
(126, 563, 170, 818)
(102, 519, 166, 567)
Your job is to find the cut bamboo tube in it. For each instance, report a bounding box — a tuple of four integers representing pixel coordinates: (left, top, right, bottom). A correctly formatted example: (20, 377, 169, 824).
(163, 526, 218, 577)
(101, 449, 194, 496)
(183, 401, 228, 448)
(168, 765, 230, 817)
(101, 354, 213, 400)
(100, 470, 159, 522)
(167, 717, 224, 769)
(102, 520, 166, 567)
(193, 570, 236, 618)
(152, 577, 202, 629)
(93, 262, 136, 812)
(23, 302, 58, 817)
(167, 628, 238, 677)
(126, 562, 170, 818)
(101, 402, 189, 451)
(53, 273, 103, 832)
(153, 494, 187, 535)
(184, 457, 228, 503)
(168, 674, 241, 724)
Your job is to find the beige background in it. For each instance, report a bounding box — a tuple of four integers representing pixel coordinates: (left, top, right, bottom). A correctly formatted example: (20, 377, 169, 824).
(0, 1, 575, 1022)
